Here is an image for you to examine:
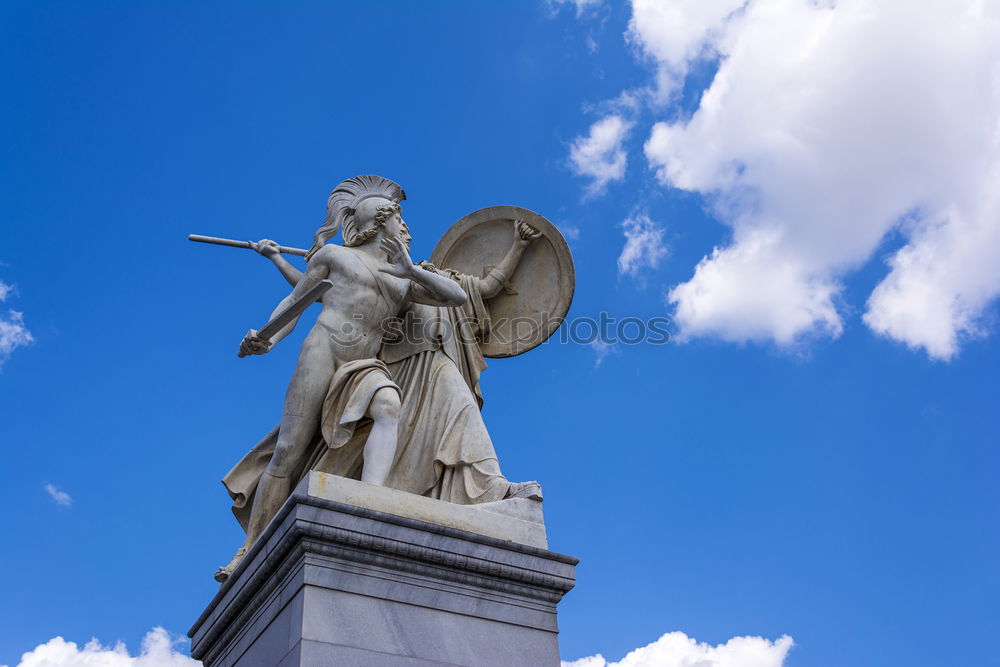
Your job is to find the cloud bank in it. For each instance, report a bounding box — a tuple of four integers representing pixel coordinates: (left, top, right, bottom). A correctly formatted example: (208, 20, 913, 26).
(6, 628, 200, 667)
(574, 0, 1000, 359)
(562, 631, 793, 667)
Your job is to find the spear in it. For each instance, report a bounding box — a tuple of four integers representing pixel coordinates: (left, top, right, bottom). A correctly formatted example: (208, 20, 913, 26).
(187, 234, 308, 257)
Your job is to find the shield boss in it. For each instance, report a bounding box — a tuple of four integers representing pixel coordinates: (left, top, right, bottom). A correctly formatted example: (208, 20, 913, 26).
(430, 205, 575, 358)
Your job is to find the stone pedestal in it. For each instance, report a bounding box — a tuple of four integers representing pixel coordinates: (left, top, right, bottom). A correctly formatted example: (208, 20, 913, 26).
(189, 473, 578, 666)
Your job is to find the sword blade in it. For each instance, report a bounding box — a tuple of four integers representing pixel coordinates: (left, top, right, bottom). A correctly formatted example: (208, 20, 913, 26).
(258, 280, 333, 340)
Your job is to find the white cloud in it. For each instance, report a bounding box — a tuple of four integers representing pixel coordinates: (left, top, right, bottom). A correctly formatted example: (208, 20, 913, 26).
(549, 0, 603, 18)
(863, 193, 1000, 359)
(0, 280, 33, 366)
(629, 0, 1000, 358)
(627, 0, 747, 102)
(597, 90, 642, 116)
(563, 631, 793, 667)
(560, 223, 582, 241)
(589, 339, 617, 367)
(618, 214, 668, 279)
(668, 228, 841, 345)
(44, 484, 73, 507)
(570, 115, 634, 197)
(6, 627, 200, 667)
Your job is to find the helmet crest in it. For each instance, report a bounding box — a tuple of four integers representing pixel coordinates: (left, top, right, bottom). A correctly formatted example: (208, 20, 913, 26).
(306, 175, 406, 260)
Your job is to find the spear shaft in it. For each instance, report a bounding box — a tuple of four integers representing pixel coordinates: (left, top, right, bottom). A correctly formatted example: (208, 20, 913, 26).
(188, 234, 308, 257)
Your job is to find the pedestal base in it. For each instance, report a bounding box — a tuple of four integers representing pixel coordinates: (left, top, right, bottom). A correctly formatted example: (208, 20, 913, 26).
(189, 473, 578, 666)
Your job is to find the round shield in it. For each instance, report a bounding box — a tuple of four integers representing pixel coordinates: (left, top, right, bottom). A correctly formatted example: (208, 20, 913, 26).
(430, 205, 575, 358)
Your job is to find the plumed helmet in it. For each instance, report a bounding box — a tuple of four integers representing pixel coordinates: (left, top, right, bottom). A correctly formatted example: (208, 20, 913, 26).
(306, 175, 406, 260)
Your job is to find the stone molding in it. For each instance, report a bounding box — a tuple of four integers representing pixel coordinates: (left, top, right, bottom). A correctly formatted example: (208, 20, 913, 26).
(190, 490, 577, 665)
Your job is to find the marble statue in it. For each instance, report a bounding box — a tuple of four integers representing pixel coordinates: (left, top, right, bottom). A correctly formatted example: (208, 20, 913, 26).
(193, 175, 573, 583)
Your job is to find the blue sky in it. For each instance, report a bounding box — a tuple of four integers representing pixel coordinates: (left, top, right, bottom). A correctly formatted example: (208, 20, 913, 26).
(2, 2, 999, 666)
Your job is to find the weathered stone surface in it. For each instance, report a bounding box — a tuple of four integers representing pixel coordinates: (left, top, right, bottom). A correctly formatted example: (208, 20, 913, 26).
(190, 474, 577, 667)
(306, 472, 547, 549)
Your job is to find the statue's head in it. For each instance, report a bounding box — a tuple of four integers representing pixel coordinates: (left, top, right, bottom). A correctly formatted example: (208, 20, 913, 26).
(306, 175, 407, 260)
(346, 197, 410, 249)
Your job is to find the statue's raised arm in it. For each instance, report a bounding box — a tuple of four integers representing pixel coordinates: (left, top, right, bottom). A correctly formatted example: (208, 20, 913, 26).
(429, 205, 575, 358)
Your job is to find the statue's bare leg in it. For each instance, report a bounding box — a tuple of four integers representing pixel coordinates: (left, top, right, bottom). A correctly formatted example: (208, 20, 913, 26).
(215, 336, 334, 582)
(361, 386, 401, 486)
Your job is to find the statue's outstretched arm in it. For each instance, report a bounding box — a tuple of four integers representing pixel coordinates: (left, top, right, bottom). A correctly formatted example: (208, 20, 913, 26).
(253, 239, 303, 287)
(479, 220, 541, 299)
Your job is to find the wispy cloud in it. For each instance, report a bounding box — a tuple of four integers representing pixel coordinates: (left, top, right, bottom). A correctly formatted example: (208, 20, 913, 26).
(547, 0, 603, 19)
(0, 279, 33, 367)
(44, 484, 72, 507)
(589, 339, 617, 367)
(560, 224, 582, 241)
(618, 214, 668, 280)
(563, 631, 793, 667)
(6, 627, 199, 667)
(569, 115, 634, 198)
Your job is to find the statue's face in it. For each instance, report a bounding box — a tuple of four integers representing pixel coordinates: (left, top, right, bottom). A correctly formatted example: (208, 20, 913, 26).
(399, 218, 412, 250)
(352, 198, 410, 249)
(381, 206, 411, 250)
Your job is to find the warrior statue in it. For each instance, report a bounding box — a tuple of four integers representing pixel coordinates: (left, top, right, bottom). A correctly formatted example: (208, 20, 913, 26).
(216, 175, 467, 581)
(192, 176, 575, 584)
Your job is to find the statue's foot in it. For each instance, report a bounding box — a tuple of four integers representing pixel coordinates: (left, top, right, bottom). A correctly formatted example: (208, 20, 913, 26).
(506, 481, 543, 502)
(214, 546, 247, 583)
